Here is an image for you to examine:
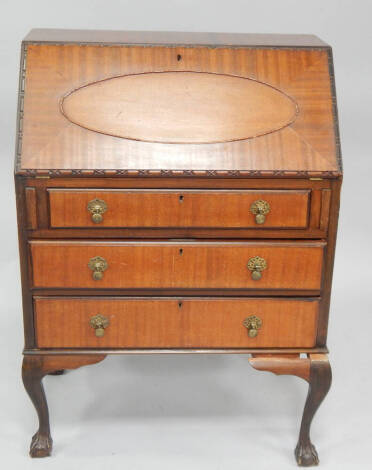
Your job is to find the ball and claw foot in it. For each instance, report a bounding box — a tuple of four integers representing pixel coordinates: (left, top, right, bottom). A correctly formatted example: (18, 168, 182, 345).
(295, 441, 319, 467)
(29, 431, 53, 458)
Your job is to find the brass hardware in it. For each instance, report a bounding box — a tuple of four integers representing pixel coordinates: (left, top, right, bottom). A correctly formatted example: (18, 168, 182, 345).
(247, 256, 267, 280)
(90, 314, 109, 337)
(87, 198, 107, 223)
(250, 200, 270, 224)
(243, 315, 262, 338)
(88, 256, 108, 280)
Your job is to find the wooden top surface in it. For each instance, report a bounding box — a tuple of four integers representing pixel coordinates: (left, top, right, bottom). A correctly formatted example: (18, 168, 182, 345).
(24, 29, 329, 48)
(16, 32, 341, 178)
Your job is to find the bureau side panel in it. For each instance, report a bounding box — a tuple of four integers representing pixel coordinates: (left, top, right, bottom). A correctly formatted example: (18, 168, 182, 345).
(317, 178, 342, 346)
(15, 176, 35, 348)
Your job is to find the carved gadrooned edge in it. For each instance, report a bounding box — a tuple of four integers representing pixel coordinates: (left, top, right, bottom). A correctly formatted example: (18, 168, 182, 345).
(14, 44, 342, 178)
(15, 168, 342, 178)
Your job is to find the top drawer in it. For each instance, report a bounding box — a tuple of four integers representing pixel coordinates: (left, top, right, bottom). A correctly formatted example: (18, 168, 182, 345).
(48, 189, 310, 229)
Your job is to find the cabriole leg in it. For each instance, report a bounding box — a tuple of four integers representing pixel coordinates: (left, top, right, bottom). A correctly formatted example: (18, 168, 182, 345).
(22, 356, 52, 457)
(294, 354, 332, 466)
(22, 354, 106, 457)
(249, 353, 332, 466)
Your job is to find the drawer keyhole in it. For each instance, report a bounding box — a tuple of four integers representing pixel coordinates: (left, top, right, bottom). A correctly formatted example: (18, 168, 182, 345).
(179, 248, 183, 255)
(179, 195, 184, 203)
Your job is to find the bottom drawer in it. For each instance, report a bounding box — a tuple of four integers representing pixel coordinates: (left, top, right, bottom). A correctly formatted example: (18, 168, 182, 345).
(34, 297, 319, 349)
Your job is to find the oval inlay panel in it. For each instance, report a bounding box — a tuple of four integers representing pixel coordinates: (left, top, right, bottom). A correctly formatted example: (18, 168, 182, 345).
(61, 72, 298, 144)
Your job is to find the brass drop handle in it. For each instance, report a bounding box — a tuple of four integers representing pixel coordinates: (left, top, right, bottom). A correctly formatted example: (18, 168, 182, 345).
(88, 256, 108, 280)
(250, 200, 270, 224)
(243, 315, 262, 338)
(247, 256, 267, 280)
(90, 314, 109, 337)
(87, 198, 107, 224)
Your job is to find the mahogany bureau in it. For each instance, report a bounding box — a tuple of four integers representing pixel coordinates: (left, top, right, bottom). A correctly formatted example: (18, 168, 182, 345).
(15, 29, 342, 465)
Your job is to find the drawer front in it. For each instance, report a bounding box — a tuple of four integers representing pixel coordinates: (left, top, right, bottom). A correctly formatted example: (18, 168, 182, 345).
(30, 241, 324, 290)
(48, 189, 310, 229)
(34, 297, 319, 348)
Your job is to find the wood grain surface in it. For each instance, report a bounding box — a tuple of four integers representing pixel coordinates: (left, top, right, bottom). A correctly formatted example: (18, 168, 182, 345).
(48, 189, 310, 229)
(34, 297, 319, 348)
(19, 45, 339, 175)
(30, 240, 324, 290)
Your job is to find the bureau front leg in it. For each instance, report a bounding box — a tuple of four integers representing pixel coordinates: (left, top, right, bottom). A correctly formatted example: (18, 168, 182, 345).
(249, 353, 332, 467)
(295, 354, 332, 467)
(22, 354, 106, 457)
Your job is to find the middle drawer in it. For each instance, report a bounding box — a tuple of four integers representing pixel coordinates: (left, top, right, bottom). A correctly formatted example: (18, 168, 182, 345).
(30, 241, 324, 290)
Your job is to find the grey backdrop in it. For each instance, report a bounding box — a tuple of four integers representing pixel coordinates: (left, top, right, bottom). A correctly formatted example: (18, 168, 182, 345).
(1, 1, 371, 468)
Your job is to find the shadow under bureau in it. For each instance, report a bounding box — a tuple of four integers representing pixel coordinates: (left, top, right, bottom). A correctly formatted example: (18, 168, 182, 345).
(15, 29, 342, 466)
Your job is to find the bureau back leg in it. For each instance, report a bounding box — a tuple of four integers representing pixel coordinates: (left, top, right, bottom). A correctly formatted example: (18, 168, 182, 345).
(248, 353, 331, 467)
(22, 354, 106, 457)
